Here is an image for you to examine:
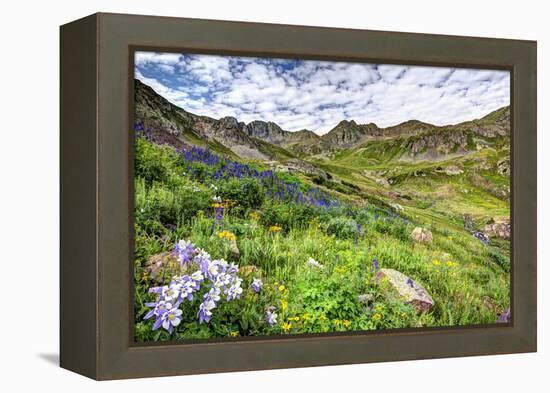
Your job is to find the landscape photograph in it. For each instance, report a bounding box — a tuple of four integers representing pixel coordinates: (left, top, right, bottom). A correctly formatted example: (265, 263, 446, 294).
(132, 51, 511, 342)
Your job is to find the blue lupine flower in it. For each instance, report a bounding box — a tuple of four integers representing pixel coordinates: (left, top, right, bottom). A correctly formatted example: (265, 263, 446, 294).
(372, 258, 380, 271)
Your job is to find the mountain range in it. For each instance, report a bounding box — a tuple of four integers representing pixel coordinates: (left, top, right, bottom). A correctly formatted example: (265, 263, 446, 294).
(134, 78, 510, 163)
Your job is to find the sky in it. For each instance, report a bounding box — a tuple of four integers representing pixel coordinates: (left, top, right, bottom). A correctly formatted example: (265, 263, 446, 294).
(135, 51, 510, 135)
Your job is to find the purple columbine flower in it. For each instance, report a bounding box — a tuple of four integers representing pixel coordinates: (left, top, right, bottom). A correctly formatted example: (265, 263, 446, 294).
(160, 284, 181, 303)
(372, 258, 380, 271)
(174, 239, 196, 265)
(496, 308, 511, 323)
(143, 300, 172, 320)
(160, 306, 183, 334)
(198, 298, 217, 324)
(225, 277, 243, 301)
(251, 278, 263, 293)
(265, 306, 278, 326)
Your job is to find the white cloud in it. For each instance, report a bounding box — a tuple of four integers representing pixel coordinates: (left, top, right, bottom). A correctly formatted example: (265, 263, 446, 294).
(135, 52, 510, 134)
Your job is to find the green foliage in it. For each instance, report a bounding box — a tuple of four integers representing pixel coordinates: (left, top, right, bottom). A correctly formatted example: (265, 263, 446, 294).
(322, 216, 358, 239)
(133, 138, 510, 342)
(216, 177, 265, 211)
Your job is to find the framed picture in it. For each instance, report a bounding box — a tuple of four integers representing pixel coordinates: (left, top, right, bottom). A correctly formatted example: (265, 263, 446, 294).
(60, 12, 537, 380)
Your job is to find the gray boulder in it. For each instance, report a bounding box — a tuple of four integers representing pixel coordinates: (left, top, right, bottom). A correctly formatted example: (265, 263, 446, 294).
(376, 268, 435, 312)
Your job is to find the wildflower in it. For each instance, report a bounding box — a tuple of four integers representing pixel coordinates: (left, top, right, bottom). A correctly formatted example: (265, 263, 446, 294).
(343, 320, 352, 328)
(497, 308, 511, 323)
(268, 225, 282, 233)
(282, 322, 292, 332)
(174, 239, 195, 266)
(432, 259, 441, 266)
(217, 231, 236, 241)
(198, 296, 217, 324)
(473, 231, 489, 245)
(161, 284, 181, 303)
(288, 316, 300, 322)
(406, 278, 415, 288)
(278, 284, 286, 292)
(333, 319, 341, 326)
(144, 300, 172, 321)
(251, 278, 263, 293)
(225, 276, 243, 301)
(358, 294, 370, 304)
(230, 331, 239, 337)
(302, 313, 311, 321)
(373, 313, 382, 321)
(446, 261, 457, 267)
(372, 258, 380, 271)
(159, 306, 183, 333)
(212, 195, 222, 203)
(306, 257, 324, 270)
(266, 307, 278, 326)
(249, 212, 260, 221)
(355, 223, 362, 245)
(280, 299, 288, 312)
(374, 305, 385, 312)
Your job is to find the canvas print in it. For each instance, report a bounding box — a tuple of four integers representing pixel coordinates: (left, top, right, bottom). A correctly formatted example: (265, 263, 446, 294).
(132, 51, 511, 342)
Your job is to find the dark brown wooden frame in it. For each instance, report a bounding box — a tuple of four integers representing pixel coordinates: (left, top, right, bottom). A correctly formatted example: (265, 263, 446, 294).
(60, 12, 537, 380)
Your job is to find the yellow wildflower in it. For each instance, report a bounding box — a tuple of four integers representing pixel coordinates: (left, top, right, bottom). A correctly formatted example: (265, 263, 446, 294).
(249, 212, 260, 221)
(288, 316, 300, 322)
(374, 305, 385, 312)
(333, 319, 341, 326)
(373, 313, 382, 321)
(230, 331, 239, 337)
(280, 299, 288, 311)
(432, 259, 441, 266)
(269, 225, 282, 233)
(282, 322, 292, 332)
(302, 313, 311, 321)
(446, 261, 457, 267)
(217, 231, 236, 241)
(211, 202, 225, 208)
(343, 320, 352, 328)
(278, 285, 286, 292)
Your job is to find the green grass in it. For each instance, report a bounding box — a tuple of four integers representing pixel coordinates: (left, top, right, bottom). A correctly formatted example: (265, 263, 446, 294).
(133, 138, 510, 342)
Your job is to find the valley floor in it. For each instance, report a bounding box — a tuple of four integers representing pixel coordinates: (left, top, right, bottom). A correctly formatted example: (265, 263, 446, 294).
(133, 136, 510, 342)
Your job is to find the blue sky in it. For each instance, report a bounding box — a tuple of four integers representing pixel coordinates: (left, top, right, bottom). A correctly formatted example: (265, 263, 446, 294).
(135, 51, 510, 134)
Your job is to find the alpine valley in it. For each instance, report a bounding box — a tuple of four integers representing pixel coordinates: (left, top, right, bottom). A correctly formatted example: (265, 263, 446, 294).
(133, 78, 511, 342)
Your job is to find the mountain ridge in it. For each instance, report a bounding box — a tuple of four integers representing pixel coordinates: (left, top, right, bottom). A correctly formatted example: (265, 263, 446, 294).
(134, 78, 509, 161)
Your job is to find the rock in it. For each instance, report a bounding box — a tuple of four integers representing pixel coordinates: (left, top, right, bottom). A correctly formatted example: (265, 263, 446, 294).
(484, 217, 510, 240)
(410, 227, 433, 244)
(376, 268, 435, 312)
(390, 203, 404, 212)
(444, 165, 463, 176)
(497, 158, 510, 176)
(145, 252, 180, 282)
(239, 265, 259, 276)
(376, 177, 391, 187)
(228, 238, 241, 260)
(463, 214, 474, 231)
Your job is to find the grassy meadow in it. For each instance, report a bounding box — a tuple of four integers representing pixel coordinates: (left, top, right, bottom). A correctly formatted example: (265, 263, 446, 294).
(133, 133, 510, 342)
